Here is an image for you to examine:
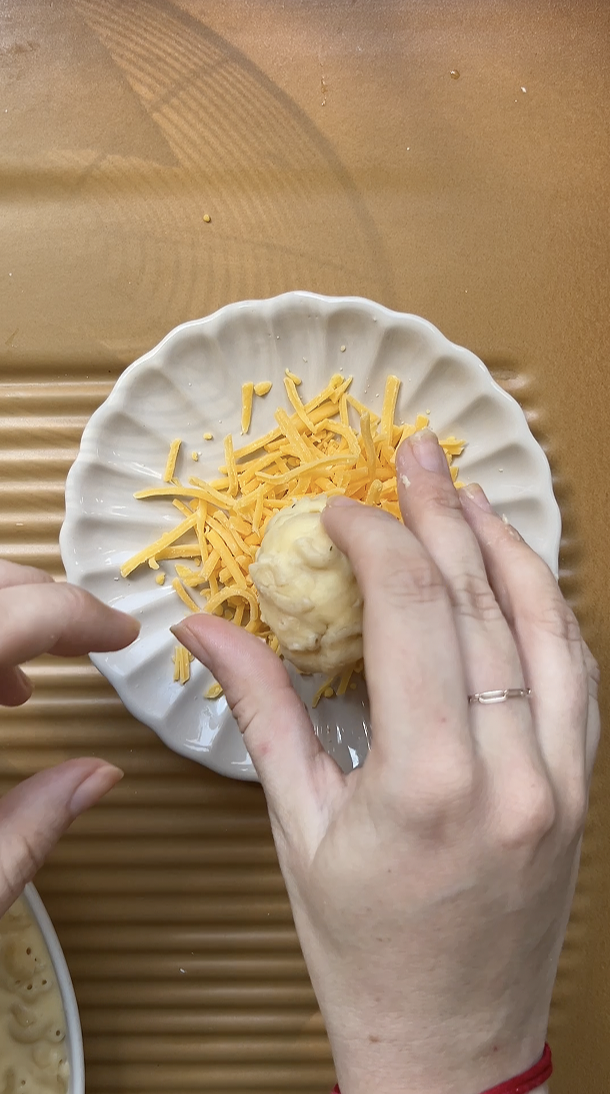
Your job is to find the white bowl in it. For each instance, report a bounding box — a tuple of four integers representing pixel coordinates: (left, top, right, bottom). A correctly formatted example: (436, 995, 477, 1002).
(60, 292, 561, 781)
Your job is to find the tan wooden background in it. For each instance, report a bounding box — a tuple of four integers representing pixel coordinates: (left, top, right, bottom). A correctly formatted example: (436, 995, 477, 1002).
(0, 1, 608, 1089)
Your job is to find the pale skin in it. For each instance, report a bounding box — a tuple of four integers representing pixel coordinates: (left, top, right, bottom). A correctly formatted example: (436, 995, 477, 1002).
(0, 564, 139, 915)
(0, 430, 598, 1093)
(174, 430, 599, 1094)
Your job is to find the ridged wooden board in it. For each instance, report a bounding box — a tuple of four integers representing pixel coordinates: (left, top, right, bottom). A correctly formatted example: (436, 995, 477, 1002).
(0, 1, 609, 1091)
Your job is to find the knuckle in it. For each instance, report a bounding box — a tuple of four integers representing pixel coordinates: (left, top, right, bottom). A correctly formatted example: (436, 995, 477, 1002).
(377, 548, 447, 610)
(537, 597, 582, 646)
(497, 777, 556, 849)
(0, 831, 44, 900)
(50, 583, 88, 646)
(62, 581, 87, 613)
(582, 641, 600, 689)
(415, 476, 463, 513)
(561, 779, 588, 835)
(226, 690, 258, 738)
(403, 753, 477, 828)
(449, 568, 502, 624)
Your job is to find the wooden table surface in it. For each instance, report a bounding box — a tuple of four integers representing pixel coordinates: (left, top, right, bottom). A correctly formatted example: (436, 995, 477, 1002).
(0, 1, 609, 1090)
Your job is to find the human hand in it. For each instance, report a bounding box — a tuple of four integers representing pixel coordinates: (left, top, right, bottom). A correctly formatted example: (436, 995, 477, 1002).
(0, 561, 139, 918)
(175, 430, 599, 1094)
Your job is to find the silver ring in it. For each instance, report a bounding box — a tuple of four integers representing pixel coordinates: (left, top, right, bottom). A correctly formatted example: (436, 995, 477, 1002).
(468, 688, 532, 705)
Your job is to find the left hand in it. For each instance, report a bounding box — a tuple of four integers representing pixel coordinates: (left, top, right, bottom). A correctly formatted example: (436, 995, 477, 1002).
(0, 561, 140, 917)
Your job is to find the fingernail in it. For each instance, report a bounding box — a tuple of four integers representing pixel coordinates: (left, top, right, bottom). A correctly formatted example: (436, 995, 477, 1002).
(170, 621, 191, 647)
(118, 612, 141, 636)
(69, 764, 124, 818)
(462, 483, 493, 512)
(325, 495, 360, 508)
(409, 429, 450, 475)
(502, 514, 522, 541)
(171, 620, 212, 664)
(15, 667, 33, 695)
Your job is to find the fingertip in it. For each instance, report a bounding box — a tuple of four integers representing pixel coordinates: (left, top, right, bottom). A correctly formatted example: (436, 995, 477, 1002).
(172, 613, 233, 660)
(115, 610, 141, 642)
(173, 615, 284, 690)
(171, 616, 207, 660)
(0, 667, 33, 707)
(459, 482, 494, 513)
(51, 584, 142, 655)
(459, 486, 523, 544)
(89, 605, 141, 652)
(322, 495, 397, 556)
(322, 496, 354, 536)
(68, 762, 124, 818)
(178, 612, 277, 660)
(0, 758, 125, 912)
(395, 429, 427, 468)
(394, 434, 418, 483)
(325, 495, 360, 509)
(171, 617, 198, 641)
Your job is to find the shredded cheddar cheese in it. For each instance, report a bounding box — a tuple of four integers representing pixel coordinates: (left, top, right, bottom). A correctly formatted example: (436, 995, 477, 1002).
(121, 372, 465, 694)
(173, 645, 192, 684)
(163, 439, 182, 483)
(204, 682, 224, 699)
(380, 375, 401, 442)
(172, 578, 200, 613)
(241, 382, 254, 434)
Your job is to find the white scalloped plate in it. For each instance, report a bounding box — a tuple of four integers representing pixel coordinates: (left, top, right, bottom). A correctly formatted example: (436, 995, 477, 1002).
(60, 293, 561, 781)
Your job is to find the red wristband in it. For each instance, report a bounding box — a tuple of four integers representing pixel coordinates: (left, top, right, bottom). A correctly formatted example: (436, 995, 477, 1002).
(331, 1041, 552, 1094)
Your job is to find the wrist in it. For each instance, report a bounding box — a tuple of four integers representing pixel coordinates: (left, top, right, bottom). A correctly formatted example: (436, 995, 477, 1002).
(329, 1034, 550, 1094)
(334, 1088, 549, 1094)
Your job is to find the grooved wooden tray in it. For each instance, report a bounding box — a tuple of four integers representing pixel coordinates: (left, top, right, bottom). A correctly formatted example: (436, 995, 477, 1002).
(1, 2, 609, 1091)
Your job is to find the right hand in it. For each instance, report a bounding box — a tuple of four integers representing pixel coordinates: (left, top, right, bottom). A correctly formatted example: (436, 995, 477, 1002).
(176, 429, 599, 1094)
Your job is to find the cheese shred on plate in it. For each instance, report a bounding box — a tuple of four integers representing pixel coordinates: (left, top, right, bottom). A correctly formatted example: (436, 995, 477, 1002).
(120, 373, 465, 696)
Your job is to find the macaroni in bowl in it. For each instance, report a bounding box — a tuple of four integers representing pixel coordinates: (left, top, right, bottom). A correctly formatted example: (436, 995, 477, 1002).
(0, 896, 69, 1093)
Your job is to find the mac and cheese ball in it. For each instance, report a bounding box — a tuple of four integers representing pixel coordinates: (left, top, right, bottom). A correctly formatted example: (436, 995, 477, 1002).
(250, 496, 363, 674)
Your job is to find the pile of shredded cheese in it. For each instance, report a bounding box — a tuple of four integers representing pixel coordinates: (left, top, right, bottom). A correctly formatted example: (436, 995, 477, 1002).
(120, 371, 465, 701)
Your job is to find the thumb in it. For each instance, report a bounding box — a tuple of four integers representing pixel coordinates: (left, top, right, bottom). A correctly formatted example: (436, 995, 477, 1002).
(0, 758, 123, 915)
(173, 615, 342, 835)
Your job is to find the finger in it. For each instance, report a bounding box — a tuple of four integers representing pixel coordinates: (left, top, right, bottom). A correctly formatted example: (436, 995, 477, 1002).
(395, 433, 537, 773)
(0, 759, 123, 916)
(581, 640, 600, 779)
(0, 667, 33, 707)
(0, 560, 55, 591)
(0, 583, 140, 666)
(396, 432, 524, 692)
(459, 484, 590, 801)
(173, 615, 343, 840)
(322, 498, 473, 777)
